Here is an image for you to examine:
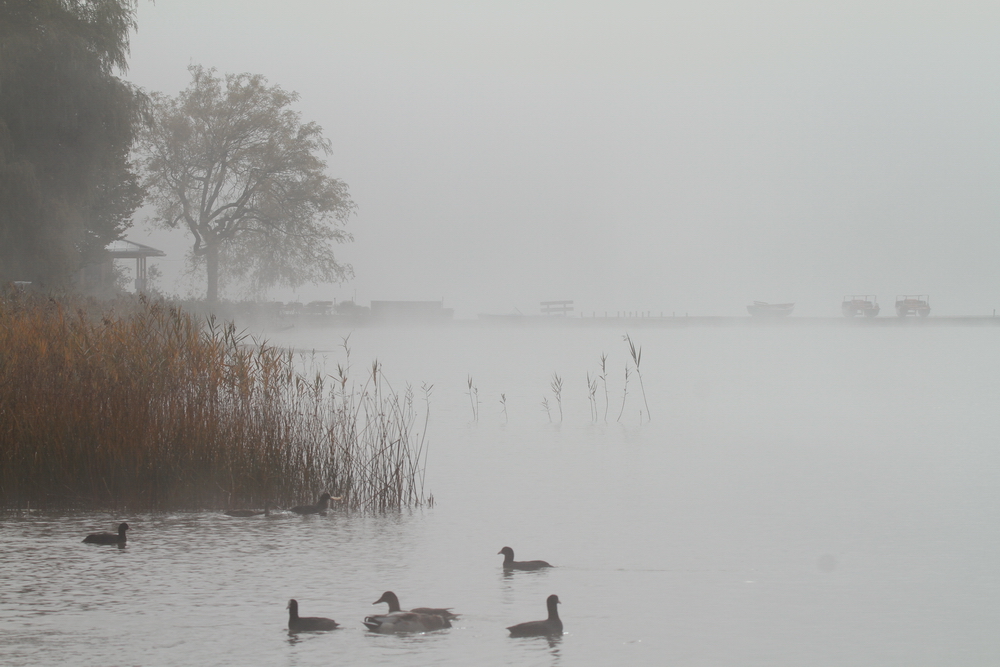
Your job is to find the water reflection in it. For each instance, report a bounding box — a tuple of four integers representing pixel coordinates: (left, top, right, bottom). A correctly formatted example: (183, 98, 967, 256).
(547, 634, 563, 661)
(508, 633, 563, 662)
(501, 567, 553, 581)
(285, 627, 342, 645)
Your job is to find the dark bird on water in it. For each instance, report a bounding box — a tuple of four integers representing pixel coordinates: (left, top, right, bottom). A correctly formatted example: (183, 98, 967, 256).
(225, 502, 272, 517)
(498, 546, 552, 570)
(290, 493, 337, 515)
(83, 522, 129, 545)
(507, 594, 563, 637)
(372, 590, 458, 621)
(287, 599, 339, 632)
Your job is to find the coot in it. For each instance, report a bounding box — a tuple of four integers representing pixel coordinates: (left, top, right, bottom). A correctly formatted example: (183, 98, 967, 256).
(290, 493, 337, 515)
(83, 522, 129, 545)
(287, 599, 339, 632)
(498, 546, 552, 570)
(507, 594, 563, 637)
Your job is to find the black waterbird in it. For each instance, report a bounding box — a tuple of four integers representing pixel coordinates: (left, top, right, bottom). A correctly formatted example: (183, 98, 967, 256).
(498, 546, 552, 570)
(287, 599, 339, 632)
(507, 594, 563, 637)
(290, 493, 337, 515)
(83, 522, 129, 545)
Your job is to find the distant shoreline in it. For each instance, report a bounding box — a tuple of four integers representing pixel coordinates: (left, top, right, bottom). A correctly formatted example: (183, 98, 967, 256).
(472, 314, 1000, 327)
(260, 313, 1000, 329)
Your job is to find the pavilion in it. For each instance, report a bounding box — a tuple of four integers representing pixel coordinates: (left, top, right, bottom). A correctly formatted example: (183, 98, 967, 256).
(105, 239, 166, 292)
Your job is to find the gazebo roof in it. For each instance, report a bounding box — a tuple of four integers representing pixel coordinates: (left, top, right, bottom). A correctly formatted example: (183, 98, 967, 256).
(106, 239, 166, 259)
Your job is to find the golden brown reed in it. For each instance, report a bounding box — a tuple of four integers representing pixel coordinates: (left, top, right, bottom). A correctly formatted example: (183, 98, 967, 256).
(0, 289, 428, 511)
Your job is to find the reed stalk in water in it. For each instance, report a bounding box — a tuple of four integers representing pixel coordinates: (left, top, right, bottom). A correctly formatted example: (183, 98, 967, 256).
(466, 375, 479, 421)
(624, 334, 650, 422)
(586, 372, 598, 422)
(617, 365, 631, 423)
(550, 373, 563, 422)
(599, 353, 609, 422)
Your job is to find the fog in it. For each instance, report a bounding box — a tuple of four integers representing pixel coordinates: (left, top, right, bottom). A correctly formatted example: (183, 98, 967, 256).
(125, 1, 1000, 317)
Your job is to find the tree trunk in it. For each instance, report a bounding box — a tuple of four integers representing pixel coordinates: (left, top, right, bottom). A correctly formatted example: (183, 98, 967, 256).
(206, 243, 219, 305)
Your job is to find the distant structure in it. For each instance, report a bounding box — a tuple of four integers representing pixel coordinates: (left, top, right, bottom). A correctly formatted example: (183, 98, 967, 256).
(106, 239, 165, 292)
(842, 295, 880, 318)
(77, 238, 165, 294)
(895, 295, 930, 317)
(370, 300, 454, 322)
(540, 300, 574, 316)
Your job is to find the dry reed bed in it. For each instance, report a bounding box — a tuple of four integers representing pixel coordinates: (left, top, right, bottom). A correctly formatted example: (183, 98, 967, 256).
(0, 289, 428, 511)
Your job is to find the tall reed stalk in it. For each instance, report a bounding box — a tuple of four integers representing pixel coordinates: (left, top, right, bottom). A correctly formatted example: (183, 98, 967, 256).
(624, 334, 650, 422)
(586, 372, 598, 422)
(0, 289, 429, 512)
(550, 373, 563, 422)
(466, 375, 479, 421)
(617, 365, 631, 423)
(599, 353, 609, 422)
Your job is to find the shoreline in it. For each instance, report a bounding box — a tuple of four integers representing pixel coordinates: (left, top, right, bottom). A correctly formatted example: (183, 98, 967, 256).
(257, 313, 1000, 330)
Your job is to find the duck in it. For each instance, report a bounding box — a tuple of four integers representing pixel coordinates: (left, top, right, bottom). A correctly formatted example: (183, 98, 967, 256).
(498, 546, 552, 570)
(225, 502, 272, 517)
(287, 599, 339, 632)
(372, 590, 458, 621)
(507, 594, 563, 637)
(290, 492, 338, 515)
(363, 610, 451, 634)
(83, 522, 129, 545)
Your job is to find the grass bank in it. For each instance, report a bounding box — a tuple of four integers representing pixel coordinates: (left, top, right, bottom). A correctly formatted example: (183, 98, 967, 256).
(0, 289, 428, 511)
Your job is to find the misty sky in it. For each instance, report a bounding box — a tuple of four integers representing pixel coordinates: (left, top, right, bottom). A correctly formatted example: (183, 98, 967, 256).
(125, 1, 1000, 317)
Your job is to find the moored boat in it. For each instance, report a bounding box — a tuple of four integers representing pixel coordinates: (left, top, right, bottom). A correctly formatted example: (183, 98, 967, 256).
(895, 295, 930, 318)
(842, 295, 880, 318)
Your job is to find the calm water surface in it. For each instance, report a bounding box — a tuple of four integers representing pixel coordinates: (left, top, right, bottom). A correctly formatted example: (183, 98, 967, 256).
(2, 322, 999, 665)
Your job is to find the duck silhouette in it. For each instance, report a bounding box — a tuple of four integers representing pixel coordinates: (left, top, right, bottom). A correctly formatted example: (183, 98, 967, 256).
(507, 594, 563, 637)
(290, 493, 337, 515)
(287, 599, 338, 632)
(363, 610, 451, 634)
(498, 546, 552, 570)
(83, 522, 129, 545)
(372, 590, 458, 621)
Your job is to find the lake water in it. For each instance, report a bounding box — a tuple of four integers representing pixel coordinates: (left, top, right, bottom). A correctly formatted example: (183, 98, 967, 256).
(3, 320, 999, 666)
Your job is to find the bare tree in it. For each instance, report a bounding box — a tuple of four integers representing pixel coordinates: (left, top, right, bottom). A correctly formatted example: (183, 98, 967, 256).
(139, 65, 355, 302)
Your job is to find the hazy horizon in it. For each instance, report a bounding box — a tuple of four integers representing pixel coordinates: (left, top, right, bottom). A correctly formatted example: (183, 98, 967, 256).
(124, 1, 1000, 318)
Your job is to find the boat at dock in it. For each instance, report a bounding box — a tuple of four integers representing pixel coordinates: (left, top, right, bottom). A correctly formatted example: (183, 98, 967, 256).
(842, 295, 880, 318)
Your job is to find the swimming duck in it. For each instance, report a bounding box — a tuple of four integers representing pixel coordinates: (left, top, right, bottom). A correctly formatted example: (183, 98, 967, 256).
(225, 502, 271, 517)
(498, 546, 552, 570)
(83, 522, 129, 545)
(363, 610, 451, 634)
(287, 599, 339, 632)
(507, 594, 563, 637)
(290, 493, 338, 515)
(372, 590, 458, 621)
